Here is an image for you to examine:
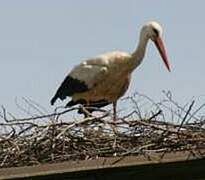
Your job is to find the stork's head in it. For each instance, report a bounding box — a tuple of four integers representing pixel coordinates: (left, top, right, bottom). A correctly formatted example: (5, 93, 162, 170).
(141, 21, 171, 72)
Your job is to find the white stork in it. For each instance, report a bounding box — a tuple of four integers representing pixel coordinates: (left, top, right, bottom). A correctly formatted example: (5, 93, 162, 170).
(51, 21, 171, 120)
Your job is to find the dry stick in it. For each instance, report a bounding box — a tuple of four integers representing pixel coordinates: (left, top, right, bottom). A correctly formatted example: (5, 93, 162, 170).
(1, 106, 7, 122)
(0, 121, 38, 126)
(186, 102, 205, 124)
(1, 93, 205, 168)
(177, 100, 195, 133)
(17, 125, 35, 136)
(0, 154, 9, 167)
(129, 119, 184, 135)
(163, 91, 199, 121)
(111, 143, 155, 165)
(56, 113, 110, 139)
(0, 107, 78, 122)
(147, 110, 162, 121)
(130, 96, 143, 120)
(15, 97, 35, 118)
(4, 106, 109, 123)
(159, 103, 183, 122)
(136, 92, 162, 111)
(130, 110, 162, 137)
(26, 97, 50, 115)
(22, 97, 45, 116)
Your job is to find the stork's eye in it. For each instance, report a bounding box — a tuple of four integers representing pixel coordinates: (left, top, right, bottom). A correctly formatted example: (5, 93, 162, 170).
(153, 28, 159, 36)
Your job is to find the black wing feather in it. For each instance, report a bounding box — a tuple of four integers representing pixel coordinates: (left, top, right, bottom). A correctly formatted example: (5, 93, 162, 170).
(51, 75, 89, 105)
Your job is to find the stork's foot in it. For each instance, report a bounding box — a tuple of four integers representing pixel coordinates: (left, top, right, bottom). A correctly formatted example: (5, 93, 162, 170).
(78, 106, 93, 118)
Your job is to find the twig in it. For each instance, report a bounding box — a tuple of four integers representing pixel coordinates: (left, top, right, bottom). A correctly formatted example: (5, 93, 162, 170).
(0, 92, 205, 168)
(178, 101, 195, 133)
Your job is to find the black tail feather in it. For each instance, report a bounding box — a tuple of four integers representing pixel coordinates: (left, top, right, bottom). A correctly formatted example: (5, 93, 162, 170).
(50, 94, 58, 105)
(50, 75, 89, 106)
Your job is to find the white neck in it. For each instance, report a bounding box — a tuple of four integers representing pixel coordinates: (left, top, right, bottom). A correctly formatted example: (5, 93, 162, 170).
(129, 30, 149, 71)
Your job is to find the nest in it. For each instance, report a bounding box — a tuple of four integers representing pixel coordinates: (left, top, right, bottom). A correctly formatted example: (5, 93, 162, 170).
(0, 91, 205, 168)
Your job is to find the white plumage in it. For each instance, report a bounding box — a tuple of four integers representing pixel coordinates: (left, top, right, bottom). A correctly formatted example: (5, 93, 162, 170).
(71, 51, 131, 97)
(51, 21, 171, 120)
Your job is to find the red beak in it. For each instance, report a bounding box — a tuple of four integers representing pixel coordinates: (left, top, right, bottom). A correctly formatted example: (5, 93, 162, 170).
(154, 36, 171, 72)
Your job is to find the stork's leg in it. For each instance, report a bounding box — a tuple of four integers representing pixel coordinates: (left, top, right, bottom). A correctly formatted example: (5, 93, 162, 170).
(113, 101, 117, 121)
(111, 101, 118, 135)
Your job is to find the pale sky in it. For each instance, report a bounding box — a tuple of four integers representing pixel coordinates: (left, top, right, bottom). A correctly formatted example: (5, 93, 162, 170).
(0, 1, 205, 116)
